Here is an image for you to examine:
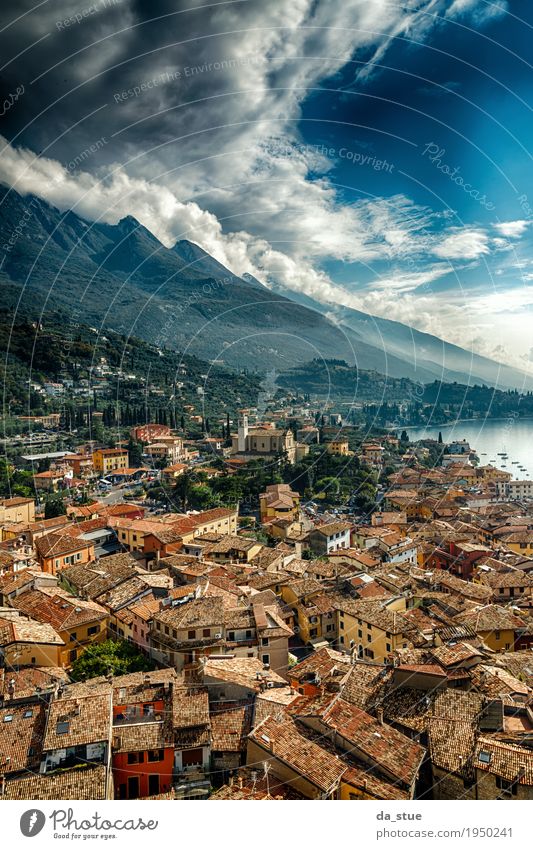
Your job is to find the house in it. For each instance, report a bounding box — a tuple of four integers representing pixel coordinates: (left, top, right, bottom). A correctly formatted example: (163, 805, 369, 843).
(172, 684, 211, 798)
(210, 703, 252, 777)
(111, 671, 176, 799)
(334, 597, 415, 662)
(32, 470, 67, 493)
(0, 610, 64, 668)
(454, 605, 526, 653)
(290, 694, 425, 797)
(150, 597, 226, 671)
(35, 532, 95, 575)
(41, 681, 112, 783)
(0, 701, 47, 787)
(474, 737, 533, 799)
(247, 714, 346, 799)
(306, 521, 351, 555)
(10, 586, 108, 666)
(0, 497, 35, 525)
(161, 463, 188, 484)
(326, 440, 351, 456)
(145, 437, 184, 465)
(92, 448, 129, 474)
(131, 424, 172, 443)
(259, 483, 300, 523)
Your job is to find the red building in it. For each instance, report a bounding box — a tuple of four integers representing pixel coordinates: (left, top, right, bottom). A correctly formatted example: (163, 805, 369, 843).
(111, 676, 175, 799)
(130, 424, 172, 443)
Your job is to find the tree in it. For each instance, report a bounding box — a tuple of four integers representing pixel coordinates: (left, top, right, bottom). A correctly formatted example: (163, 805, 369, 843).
(44, 493, 66, 519)
(127, 437, 144, 467)
(70, 639, 155, 681)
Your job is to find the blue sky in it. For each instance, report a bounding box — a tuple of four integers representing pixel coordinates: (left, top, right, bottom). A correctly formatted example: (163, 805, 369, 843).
(0, 0, 532, 368)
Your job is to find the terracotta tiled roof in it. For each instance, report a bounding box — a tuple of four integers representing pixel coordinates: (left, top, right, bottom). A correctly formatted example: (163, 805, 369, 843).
(0, 702, 46, 775)
(249, 715, 346, 793)
(428, 717, 477, 775)
(36, 532, 93, 558)
(475, 737, 533, 785)
(12, 587, 108, 630)
(2, 764, 109, 799)
(43, 684, 112, 750)
(210, 703, 252, 752)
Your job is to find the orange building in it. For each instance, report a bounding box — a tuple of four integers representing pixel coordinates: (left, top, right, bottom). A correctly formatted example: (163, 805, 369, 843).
(35, 532, 95, 575)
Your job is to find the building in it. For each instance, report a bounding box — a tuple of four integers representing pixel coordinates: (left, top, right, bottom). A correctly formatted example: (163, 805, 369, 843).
(92, 448, 129, 474)
(231, 412, 297, 463)
(10, 585, 108, 666)
(334, 597, 415, 662)
(111, 672, 176, 799)
(0, 610, 64, 667)
(35, 533, 95, 575)
(0, 497, 35, 525)
(307, 521, 351, 555)
(326, 440, 351, 456)
(131, 424, 172, 443)
(260, 483, 300, 523)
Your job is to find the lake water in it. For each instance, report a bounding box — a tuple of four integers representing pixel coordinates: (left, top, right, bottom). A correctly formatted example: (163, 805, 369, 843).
(405, 418, 533, 480)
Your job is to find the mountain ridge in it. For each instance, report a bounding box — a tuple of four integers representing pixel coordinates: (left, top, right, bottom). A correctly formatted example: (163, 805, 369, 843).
(0, 184, 529, 390)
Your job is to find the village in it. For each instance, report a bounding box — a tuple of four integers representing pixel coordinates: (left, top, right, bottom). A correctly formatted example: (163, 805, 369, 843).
(0, 404, 532, 802)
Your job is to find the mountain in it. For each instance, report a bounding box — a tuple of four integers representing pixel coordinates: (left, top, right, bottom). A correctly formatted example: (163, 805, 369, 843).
(0, 185, 530, 390)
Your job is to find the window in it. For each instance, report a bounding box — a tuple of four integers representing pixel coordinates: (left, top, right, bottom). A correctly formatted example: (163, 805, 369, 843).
(69, 632, 77, 642)
(188, 630, 195, 639)
(261, 637, 269, 646)
(246, 630, 252, 639)
(495, 630, 501, 640)
(127, 752, 144, 764)
(496, 776, 518, 796)
(364, 648, 374, 659)
(203, 629, 211, 637)
(228, 631, 235, 641)
(340, 622, 344, 630)
(262, 654, 270, 665)
(24, 709, 33, 718)
(88, 625, 99, 636)
(339, 636, 344, 644)
(367, 634, 372, 642)
(69, 649, 77, 662)
(56, 721, 70, 734)
(3, 715, 13, 723)
(358, 629, 362, 639)
(386, 643, 391, 652)
(147, 749, 164, 762)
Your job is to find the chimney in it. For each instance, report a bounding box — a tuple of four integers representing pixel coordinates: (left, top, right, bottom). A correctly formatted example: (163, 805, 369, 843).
(238, 776, 243, 789)
(377, 708, 384, 725)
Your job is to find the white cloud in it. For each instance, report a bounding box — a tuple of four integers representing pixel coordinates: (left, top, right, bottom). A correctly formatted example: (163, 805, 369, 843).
(433, 228, 490, 260)
(493, 220, 530, 238)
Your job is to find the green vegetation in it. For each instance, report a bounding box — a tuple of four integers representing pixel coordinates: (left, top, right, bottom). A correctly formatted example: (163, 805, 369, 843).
(70, 639, 155, 681)
(0, 313, 261, 440)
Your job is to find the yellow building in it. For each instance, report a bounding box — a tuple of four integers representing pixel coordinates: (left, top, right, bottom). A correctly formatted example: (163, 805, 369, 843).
(326, 440, 351, 456)
(334, 597, 414, 662)
(259, 483, 300, 523)
(11, 587, 109, 667)
(455, 605, 525, 653)
(92, 447, 129, 474)
(0, 612, 64, 667)
(0, 497, 35, 525)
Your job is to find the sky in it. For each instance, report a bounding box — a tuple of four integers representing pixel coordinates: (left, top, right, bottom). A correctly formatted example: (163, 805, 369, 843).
(0, 0, 532, 370)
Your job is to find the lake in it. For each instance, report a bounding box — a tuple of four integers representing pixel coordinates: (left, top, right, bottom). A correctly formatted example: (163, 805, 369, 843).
(405, 418, 533, 481)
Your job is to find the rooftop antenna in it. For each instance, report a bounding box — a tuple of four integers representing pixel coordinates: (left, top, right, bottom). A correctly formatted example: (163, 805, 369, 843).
(263, 761, 271, 797)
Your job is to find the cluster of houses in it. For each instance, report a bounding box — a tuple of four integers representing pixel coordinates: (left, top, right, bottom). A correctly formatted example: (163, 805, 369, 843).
(0, 421, 533, 801)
